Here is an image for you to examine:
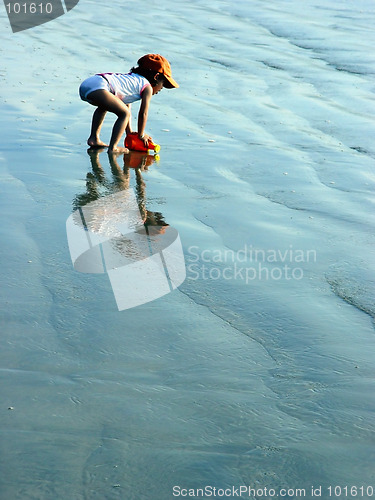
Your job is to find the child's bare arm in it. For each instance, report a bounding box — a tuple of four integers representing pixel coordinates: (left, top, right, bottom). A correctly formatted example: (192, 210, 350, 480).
(137, 85, 152, 144)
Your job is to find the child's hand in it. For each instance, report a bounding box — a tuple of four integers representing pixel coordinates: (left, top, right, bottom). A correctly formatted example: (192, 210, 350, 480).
(139, 133, 152, 146)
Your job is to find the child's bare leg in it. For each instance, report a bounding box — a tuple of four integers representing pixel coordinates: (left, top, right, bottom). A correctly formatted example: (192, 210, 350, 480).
(88, 107, 108, 147)
(107, 115, 130, 154)
(86, 89, 130, 154)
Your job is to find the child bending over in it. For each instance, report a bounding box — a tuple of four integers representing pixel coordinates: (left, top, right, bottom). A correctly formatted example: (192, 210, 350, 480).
(79, 54, 178, 154)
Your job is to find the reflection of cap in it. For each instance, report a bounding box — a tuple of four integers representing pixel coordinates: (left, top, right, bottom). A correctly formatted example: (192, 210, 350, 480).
(66, 189, 186, 311)
(137, 54, 179, 89)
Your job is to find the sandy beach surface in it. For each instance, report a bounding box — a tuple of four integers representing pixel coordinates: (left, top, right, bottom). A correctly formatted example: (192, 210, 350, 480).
(1, 0, 375, 498)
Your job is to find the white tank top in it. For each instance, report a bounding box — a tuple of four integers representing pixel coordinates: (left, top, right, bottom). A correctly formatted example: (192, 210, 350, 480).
(97, 72, 151, 104)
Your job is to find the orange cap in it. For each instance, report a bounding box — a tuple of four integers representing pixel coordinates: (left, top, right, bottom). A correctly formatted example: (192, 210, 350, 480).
(137, 54, 179, 89)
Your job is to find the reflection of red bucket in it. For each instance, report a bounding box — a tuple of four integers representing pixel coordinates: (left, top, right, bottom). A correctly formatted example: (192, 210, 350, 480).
(123, 151, 158, 169)
(124, 132, 161, 153)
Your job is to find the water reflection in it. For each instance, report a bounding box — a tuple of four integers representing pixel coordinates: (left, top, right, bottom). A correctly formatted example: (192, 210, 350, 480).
(73, 148, 168, 231)
(67, 149, 185, 310)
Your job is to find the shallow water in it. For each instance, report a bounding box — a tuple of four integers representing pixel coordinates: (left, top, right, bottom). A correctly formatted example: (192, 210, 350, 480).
(1, 0, 375, 499)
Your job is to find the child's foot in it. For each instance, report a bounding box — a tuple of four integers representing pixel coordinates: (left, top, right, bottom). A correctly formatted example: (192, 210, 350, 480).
(108, 146, 129, 155)
(87, 138, 108, 148)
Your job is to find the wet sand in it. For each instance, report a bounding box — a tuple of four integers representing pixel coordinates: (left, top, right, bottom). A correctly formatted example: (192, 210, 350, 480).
(1, 0, 375, 498)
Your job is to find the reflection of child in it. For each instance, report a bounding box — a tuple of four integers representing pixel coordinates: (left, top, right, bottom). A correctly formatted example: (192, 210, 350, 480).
(79, 54, 179, 154)
(73, 149, 167, 235)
